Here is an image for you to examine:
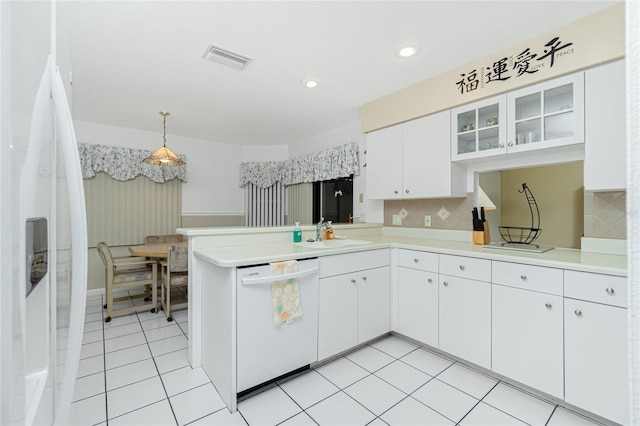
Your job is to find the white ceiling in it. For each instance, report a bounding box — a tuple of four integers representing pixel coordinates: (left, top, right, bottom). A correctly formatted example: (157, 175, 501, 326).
(58, 1, 618, 147)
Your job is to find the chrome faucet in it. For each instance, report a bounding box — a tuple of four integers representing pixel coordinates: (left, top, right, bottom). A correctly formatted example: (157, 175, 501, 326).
(316, 217, 325, 241)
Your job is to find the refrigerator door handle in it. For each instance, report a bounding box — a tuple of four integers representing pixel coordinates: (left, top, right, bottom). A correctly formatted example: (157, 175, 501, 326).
(50, 57, 88, 426)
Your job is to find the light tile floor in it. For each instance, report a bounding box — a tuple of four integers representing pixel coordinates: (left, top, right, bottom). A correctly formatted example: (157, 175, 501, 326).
(69, 292, 605, 426)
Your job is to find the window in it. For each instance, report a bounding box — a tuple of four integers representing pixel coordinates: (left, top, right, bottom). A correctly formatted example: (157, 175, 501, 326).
(312, 176, 353, 224)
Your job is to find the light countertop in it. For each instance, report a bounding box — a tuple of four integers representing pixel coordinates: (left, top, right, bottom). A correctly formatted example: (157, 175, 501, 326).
(193, 234, 627, 276)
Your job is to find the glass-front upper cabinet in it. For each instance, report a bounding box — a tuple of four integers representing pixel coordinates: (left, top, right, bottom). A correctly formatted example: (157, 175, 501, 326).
(451, 95, 507, 161)
(507, 73, 584, 153)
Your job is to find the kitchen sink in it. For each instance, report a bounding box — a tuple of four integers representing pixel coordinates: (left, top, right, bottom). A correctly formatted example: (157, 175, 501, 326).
(294, 239, 373, 249)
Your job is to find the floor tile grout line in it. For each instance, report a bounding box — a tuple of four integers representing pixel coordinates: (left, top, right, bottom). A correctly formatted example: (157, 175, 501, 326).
(373, 393, 419, 423)
(183, 406, 246, 426)
(544, 405, 559, 426)
(405, 382, 476, 425)
(338, 388, 385, 421)
(136, 307, 180, 426)
(452, 398, 484, 426)
(275, 378, 337, 425)
(106, 398, 173, 424)
(478, 381, 556, 426)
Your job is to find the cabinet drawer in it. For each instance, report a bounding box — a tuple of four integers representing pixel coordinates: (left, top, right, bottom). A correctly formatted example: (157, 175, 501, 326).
(492, 261, 563, 296)
(319, 249, 389, 278)
(564, 270, 627, 308)
(439, 254, 491, 282)
(398, 249, 438, 272)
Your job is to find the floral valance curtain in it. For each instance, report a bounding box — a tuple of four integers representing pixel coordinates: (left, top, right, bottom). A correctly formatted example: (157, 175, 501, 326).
(240, 142, 359, 188)
(78, 143, 187, 183)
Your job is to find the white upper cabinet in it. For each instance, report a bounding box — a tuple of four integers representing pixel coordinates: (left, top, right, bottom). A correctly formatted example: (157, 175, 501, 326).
(507, 72, 585, 153)
(365, 124, 403, 199)
(584, 59, 626, 191)
(451, 95, 507, 160)
(366, 111, 466, 200)
(452, 72, 585, 161)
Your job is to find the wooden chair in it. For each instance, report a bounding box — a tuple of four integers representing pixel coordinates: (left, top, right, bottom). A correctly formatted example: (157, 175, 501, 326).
(159, 244, 188, 321)
(97, 241, 158, 322)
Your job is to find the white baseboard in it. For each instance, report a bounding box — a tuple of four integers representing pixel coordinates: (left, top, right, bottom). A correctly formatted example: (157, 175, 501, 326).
(86, 288, 104, 298)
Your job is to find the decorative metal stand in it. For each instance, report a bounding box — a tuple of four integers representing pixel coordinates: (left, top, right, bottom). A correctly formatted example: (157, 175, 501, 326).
(498, 183, 542, 248)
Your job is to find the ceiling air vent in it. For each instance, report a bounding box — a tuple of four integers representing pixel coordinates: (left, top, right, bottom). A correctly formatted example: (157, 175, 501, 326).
(201, 44, 253, 71)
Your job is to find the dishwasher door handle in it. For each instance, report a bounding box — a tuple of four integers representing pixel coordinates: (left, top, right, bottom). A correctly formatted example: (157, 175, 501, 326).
(241, 267, 319, 286)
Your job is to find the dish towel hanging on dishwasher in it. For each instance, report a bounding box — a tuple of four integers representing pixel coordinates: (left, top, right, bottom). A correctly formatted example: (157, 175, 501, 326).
(271, 260, 302, 325)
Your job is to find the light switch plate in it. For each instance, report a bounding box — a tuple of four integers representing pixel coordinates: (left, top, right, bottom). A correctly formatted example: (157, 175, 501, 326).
(359, 193, 364, 203)
(392, 214, 402, 225)
(424, 215, 432, 227)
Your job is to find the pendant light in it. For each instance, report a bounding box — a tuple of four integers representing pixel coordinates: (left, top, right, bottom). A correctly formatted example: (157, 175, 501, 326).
(142, 111, 185, 166)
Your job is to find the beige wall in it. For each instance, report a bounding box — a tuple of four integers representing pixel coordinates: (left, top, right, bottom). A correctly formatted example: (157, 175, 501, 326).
(362, 4, 624, 133)
(501, 163, 583, 249)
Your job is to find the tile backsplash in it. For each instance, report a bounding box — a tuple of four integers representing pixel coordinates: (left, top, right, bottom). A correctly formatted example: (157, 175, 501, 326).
(384, 195, 473, 231)
(383, 190, 626, 241)
(584, 191, 626, 239)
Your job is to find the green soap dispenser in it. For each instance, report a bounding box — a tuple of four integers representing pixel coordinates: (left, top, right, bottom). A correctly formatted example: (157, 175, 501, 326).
(293, 222, 302, 242)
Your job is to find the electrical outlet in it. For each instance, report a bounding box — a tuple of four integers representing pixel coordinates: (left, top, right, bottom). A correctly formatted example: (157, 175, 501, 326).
(359, 193, 364, 203)
(424, 215, 432, 227)
(392, 214, 402, 226)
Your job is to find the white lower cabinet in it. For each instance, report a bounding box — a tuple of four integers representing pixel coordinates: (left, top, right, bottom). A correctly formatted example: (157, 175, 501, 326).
(564, 271, 629, 425)
(318, 250, 390, 361)
(439, 274, 491, 369)
(317, 272, 359, 361)
(492, 285, 563, 398)
(398, 267, 438, 347)
(491, 261, 564, 399)
(357, 266, 391, 343)
(438, 255, 492, 369)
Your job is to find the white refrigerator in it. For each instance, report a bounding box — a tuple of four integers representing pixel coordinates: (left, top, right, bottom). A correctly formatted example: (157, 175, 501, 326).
(1, 1, 88, 425)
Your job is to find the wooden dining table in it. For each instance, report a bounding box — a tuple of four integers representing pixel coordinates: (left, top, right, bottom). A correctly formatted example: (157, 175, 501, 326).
(128, 241, 188, 258)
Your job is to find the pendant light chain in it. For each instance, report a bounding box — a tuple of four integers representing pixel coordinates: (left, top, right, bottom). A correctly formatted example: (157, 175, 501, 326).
(162, 111, 169, 147)
(141, 111, 185, 166)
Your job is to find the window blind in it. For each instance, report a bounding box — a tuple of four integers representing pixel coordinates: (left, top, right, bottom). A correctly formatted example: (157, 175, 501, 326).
(84, 172, 182, 247)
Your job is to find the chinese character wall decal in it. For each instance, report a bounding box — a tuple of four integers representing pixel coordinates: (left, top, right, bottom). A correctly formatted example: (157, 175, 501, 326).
(514, 48, 539, 76)
(486, 58, 511, 83)
(456, 69, 480, 94)
(537, 37, 574, 68)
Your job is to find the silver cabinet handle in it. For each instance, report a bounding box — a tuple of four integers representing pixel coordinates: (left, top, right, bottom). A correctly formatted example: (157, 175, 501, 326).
(606, 287, 615, 295)
(508, 142, 514, 147)
(545, 303, 552, 309)
(520, 275, 527, 280)
(405, 189, 410, 194)
(427, 278, 433, 284)
(414, 258, 419, 263)
(361, 276, 367, 282)
(350, 279, 356, 284)
(574, 309, 582, 316)
(459, 265, 465, 271)
(499, 143, 505, 148)
(443, 281, 449, 287)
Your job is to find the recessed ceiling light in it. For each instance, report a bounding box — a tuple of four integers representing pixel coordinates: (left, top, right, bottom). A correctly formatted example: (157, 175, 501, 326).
(302, 78, 320, 88)
(398, 45, 418, 58)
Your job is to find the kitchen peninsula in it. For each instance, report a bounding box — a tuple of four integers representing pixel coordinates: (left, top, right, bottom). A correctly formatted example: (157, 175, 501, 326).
(178, 223, 627, 424)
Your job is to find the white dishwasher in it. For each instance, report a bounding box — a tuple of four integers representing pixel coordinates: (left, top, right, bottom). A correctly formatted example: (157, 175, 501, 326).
(236, 258, 319, 394)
